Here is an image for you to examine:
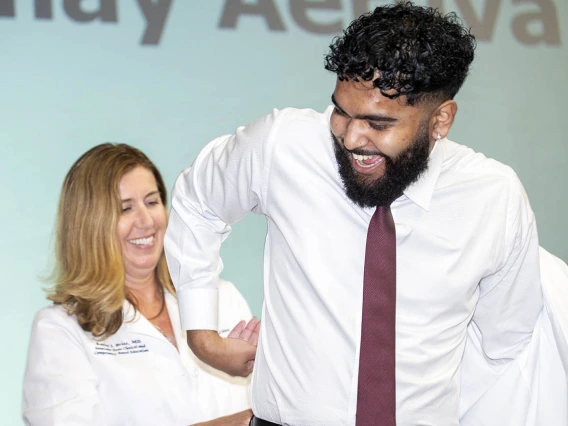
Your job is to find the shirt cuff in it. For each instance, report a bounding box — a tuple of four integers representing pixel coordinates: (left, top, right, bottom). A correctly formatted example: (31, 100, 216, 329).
(177, 287, 219, 331)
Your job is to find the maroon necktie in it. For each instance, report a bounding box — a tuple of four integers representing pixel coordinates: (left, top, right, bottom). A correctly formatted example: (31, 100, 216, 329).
(356, 205, 397, 426)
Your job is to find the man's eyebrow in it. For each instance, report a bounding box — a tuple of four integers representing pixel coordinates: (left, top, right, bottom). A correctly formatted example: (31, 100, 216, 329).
(331, 94, 398, 123)
(331, 94, 346, 114)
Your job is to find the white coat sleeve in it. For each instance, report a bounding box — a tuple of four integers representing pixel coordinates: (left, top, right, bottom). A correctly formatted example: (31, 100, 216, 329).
(459, 175, 558, 426)
(164, 111, 278, 331)
(460, 248, 568, 426)
(470, 173, 543, 362)
(22, 307, 106, 426)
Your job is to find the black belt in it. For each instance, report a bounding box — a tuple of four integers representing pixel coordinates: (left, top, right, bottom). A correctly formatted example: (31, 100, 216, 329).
(249, 415, 281, 426)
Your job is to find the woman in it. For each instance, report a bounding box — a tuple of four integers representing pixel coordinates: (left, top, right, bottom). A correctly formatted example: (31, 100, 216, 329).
(22, 143, 258, 426)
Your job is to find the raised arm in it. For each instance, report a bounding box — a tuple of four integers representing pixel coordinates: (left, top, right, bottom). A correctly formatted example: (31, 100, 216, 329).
(165, 111, 276, 376)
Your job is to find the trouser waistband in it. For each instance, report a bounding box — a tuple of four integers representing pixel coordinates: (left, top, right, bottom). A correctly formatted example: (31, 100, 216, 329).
(249, 415, 281, 426)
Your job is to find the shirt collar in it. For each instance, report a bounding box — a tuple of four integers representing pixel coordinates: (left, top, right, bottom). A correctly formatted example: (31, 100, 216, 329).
(400, 138, 445, 212)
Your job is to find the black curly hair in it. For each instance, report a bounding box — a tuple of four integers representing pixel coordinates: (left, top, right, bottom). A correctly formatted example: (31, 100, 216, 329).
(324, 1, 476, 106)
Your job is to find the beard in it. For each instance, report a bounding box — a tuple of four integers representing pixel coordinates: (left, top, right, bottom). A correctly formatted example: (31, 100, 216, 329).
(332, 123, 431, 208)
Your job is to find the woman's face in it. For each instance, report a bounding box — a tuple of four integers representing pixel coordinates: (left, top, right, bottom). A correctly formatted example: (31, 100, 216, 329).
(117, 166, 167, 282)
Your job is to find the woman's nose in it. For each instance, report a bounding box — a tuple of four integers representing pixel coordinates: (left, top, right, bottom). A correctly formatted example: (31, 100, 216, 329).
(135, 206, 153, 228)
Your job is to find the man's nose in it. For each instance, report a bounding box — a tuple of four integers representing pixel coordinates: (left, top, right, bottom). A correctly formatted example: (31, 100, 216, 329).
(343, 119, 368, 151)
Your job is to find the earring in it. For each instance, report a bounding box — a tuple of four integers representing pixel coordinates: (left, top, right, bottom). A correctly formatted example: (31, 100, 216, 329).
(437, 133, 441, 142)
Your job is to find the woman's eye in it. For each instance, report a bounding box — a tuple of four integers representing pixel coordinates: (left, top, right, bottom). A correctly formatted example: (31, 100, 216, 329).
(121, 207, 131, 213)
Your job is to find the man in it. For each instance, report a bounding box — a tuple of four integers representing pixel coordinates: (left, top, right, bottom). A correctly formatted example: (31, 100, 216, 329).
(165, 2, 567, 425)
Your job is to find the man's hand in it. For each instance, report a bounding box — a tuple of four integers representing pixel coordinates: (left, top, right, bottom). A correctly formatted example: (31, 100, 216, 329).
(187, 318, 260, 377)
(193, 409, 253, 426)
(227, 317, 260, 374)
(229, 317, 260, 346)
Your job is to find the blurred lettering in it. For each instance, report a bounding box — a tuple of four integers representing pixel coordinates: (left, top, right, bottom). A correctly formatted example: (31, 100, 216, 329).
(1, 0, 172, 45)
(35, 0, 52, 19)
(511, 0, 560, 45)
(136, 0, 173, 45)
(63, 0, 117, 22)
(428, 0, 560, 45)
(289, 0, 343, 34)
(219, 0, 286, 30)
(0, 1, 15, 16)
(0, 0, 562, 46)
(454, 0, 501, 41)
(219, 0, 347, 33)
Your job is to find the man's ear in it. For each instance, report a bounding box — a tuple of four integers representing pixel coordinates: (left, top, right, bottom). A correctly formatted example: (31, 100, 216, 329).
(430, 100, 458, 141)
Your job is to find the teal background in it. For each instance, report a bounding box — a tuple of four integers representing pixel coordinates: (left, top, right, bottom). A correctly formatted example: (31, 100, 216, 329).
(2, 1, 566, 424)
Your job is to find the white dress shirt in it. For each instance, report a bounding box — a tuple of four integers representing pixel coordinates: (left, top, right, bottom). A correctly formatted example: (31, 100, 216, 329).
(22, 280, 251, 426)
(165, 106, 546, 426)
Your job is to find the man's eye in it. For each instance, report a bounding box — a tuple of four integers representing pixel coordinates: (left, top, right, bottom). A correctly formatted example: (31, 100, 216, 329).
(369, 123, 388, 131)
(333, 107, 348, 117)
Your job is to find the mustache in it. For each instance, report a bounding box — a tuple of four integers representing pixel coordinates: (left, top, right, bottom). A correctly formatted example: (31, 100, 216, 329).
(331, 132, 387, 158)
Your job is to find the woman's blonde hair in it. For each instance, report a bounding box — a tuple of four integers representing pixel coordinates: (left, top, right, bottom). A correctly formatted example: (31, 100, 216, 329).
(47, 143, 175, 338)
